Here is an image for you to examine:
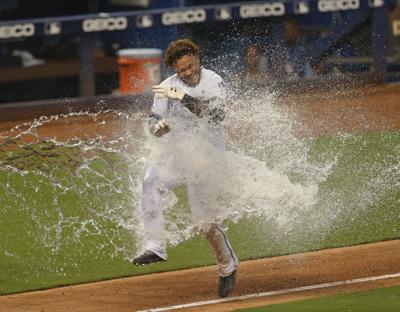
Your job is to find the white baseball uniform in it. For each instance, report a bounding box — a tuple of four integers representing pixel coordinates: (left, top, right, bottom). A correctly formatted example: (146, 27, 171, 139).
(140, 68, 238, 277)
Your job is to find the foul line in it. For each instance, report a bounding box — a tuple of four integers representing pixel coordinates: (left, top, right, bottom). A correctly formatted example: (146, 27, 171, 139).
(137, 272, 400, 312)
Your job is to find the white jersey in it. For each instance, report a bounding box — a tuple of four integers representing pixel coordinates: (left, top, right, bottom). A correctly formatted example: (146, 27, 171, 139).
(150, 68, 227, 148)
(151, 67, 227, 120)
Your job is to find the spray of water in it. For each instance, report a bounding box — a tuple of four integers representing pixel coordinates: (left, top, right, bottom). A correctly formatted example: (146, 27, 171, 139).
(0, 110, 148, 275)
(0, 86, 398, 279)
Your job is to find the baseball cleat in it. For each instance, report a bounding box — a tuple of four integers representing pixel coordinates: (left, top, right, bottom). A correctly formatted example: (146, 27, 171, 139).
(218, 270, 237, 298)
(132, 251, 166, 265)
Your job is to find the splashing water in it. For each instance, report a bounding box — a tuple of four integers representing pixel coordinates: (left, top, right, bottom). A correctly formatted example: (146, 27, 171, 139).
(0, 89, 399, 279)
(0, 110, 148, 275)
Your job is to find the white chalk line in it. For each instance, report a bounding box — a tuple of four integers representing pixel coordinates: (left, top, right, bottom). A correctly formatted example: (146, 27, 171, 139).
(136, 272, 400, 312)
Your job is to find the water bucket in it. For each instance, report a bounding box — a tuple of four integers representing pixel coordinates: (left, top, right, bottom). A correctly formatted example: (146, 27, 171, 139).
(117, 48, 163, 94)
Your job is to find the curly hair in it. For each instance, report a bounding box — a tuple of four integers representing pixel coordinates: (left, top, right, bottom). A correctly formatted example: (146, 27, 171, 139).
(164, 39, 200, 67)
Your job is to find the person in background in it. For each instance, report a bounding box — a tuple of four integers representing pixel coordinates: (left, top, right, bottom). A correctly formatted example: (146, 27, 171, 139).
(242, 44, 270, 84)
(283, 18, 314, 79)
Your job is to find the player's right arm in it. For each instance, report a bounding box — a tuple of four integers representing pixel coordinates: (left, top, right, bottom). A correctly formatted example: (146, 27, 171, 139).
(148, 93, 170, 137)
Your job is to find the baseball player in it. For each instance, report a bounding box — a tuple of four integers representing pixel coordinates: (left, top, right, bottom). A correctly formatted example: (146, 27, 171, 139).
(133, 39, 238, 298)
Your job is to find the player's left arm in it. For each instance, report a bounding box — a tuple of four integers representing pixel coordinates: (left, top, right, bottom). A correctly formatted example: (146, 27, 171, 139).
(204, 78, 227, 124)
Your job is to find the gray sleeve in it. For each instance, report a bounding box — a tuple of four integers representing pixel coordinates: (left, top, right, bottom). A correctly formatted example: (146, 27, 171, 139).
(206, 76, 227, 123)
(182, 74, 227, 123)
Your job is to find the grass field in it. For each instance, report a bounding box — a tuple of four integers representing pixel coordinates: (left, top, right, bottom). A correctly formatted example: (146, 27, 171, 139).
(235, 285, 400, 312)
(0, 130, 399, 295)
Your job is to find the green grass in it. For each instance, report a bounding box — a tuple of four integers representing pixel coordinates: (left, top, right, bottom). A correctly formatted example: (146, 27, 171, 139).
(235, 285, 400, 312)
(0, 131, 399, 295)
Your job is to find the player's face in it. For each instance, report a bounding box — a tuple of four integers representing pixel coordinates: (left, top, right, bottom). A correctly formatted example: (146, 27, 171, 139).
(174, 54, 200, 86)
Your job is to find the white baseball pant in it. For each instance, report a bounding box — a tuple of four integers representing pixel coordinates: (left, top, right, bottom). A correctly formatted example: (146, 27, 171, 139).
(140, 165, 238, 277)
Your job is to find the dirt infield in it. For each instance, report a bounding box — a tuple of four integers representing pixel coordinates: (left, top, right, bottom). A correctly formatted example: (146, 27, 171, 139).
(281, 83, 400, 136)
(0, 83, 399, 311)
(0, 240, 399, 312)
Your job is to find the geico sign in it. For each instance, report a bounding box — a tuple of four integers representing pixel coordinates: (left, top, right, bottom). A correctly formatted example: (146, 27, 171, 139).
(318, 0, 359, 12)
(82, 17, 128, 32)
(162, 9, 206, 25)
(0, 23, 35, 39)
(240, 3, 285, 18)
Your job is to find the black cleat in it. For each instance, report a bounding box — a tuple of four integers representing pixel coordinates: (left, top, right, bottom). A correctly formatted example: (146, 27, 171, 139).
(132, 251, 166, 265)
(218, 270, 237, 298)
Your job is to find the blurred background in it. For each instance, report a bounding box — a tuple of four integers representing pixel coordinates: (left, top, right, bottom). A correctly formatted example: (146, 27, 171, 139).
(0, 0, 400, 104)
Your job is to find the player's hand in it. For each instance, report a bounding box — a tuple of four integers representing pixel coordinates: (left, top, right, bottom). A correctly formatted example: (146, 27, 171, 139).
(150, 119, 170, 137)
(152, 85, 185, 101)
